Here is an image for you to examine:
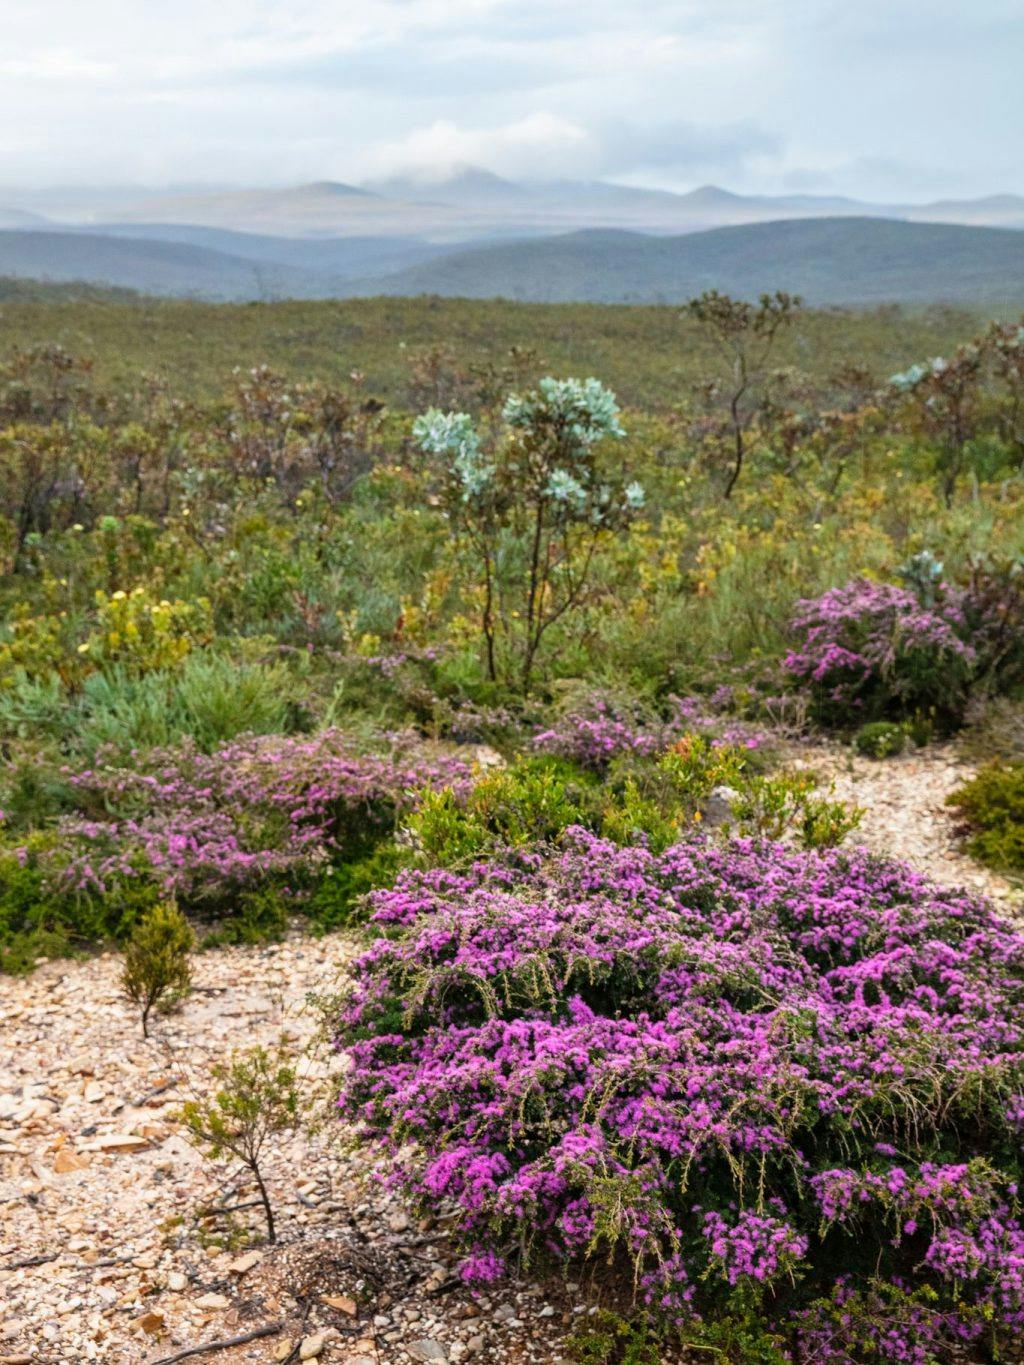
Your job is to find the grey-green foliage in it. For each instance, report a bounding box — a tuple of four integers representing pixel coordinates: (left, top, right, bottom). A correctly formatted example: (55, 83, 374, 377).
(0, 650, 295, 753)
(414, 377, 642, 692)
(0, 670, 65, 738)
(79, 652, 294, 754)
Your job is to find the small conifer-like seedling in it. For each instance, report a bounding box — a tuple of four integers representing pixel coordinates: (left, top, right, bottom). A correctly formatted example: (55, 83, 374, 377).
(121, 902, 194, 1037)
(179, 1045, 299, 1244)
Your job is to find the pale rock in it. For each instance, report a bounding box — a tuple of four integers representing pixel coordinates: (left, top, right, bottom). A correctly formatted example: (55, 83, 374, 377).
(323, 1294, 357, 1315)
(53, 1147, 90, 1174)
(408, 1341, 447, 1363)
(81, 1134, 150, 1154)
(228, 1251, 262, 1275)
(194, 1292, 230, 1310)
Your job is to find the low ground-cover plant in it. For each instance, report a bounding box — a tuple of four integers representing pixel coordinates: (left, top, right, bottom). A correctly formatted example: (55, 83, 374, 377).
(2, 729, 473, 955)
(335, 832, 1024, 1360)
(853, 720, 910, 759)
(947, 762, 1024, 874)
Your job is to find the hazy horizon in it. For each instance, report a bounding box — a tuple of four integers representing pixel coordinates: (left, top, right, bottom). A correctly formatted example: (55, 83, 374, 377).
(1, 0, 1021, 204)
(1, 174, 1022, 215)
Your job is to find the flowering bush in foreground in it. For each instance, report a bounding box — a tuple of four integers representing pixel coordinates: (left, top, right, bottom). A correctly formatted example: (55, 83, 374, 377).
(336, 831, 1024, 1359)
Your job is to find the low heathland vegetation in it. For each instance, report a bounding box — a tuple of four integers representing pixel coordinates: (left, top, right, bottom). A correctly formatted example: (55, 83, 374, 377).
(2, 293, 1024, 1361)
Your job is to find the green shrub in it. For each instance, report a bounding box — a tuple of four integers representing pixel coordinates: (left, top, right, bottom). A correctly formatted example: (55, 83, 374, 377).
(179, 1044, 300, 1244)
(0, 836, 160, 972)
(409, 744, 860, 870)
(121, 901, 194, 1037)
(854, 720, 908, 759)
(409, 756, 600, 865)
(728, 770, 862, 849)
(308, 841, 411, 929)
(199, 887, 291, 947)
(946, 762, 1024, 872)
(0, 840, 70, 973)
(598, 777, 681, 854)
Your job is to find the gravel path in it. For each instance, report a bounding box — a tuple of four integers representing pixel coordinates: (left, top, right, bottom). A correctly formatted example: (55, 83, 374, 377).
(0, 939, 585, 1365)
(792, 741, 1022, 915)
(1, 744, 1019, 1364)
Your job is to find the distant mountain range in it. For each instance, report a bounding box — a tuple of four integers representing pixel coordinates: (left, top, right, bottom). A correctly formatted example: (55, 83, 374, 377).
(0, 170, 1021, 308)
(4, 169, 1024, 240)
(0, 217, 1022, 308)
(0, 206, 48, 229)
(93, 176, 1024, 241)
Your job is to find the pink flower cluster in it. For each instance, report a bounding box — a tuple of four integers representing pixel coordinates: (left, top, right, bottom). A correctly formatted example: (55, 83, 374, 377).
(336, 829, 1024, 1355)
(532, 692, 766, 771)
(701, 1208, 808, 1286)
(45, 730, 472, 903)
(783, 578, 975, 723)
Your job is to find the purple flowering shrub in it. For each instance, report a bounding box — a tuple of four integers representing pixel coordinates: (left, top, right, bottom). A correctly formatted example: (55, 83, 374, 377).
(36, 729, 472, 916)
(784, 578, 975, 727)
(533, 690, 768, 773)
(336, 831, 1024, 1358)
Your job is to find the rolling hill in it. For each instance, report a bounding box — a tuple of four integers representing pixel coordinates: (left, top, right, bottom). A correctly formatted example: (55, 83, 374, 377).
(0, 217, 1021, 307)
(361, 218, 1024, 307)
(0, 228, 469, 299)
(57, 223, 459, 280)
(0, 230, 318, 299)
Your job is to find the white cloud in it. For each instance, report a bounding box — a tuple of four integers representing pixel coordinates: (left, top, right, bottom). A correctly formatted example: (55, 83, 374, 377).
(365, 113, 592, 181)
(0, 0, 1017, 198)
(0, 50, 113, 81)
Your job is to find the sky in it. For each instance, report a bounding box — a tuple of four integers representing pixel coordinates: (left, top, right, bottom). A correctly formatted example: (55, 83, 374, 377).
(0, 0, 1021, 202)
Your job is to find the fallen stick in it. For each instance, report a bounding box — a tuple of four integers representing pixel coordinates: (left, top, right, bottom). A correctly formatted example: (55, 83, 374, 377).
(129, 1077, 180, 1107)
(2, 1252, 57, 1270)
(201, 1198, 263, 1216)
(149, 1321, 283, 1364)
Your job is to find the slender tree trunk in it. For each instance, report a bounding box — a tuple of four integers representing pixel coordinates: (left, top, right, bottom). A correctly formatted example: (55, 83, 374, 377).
(251, 1163, 276, 1244)
(481, 543, 497, 682)
(522, 502, 545, 693)
(724, 395, 745, 500)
